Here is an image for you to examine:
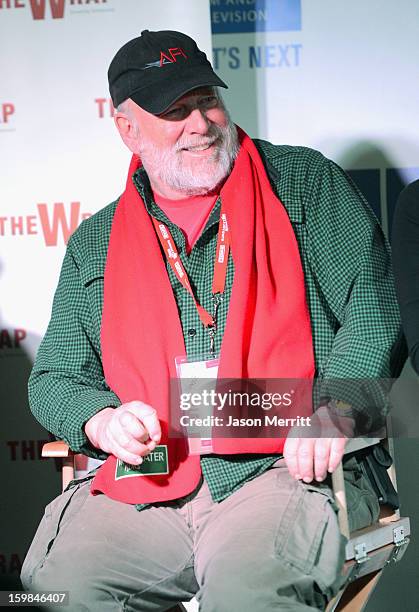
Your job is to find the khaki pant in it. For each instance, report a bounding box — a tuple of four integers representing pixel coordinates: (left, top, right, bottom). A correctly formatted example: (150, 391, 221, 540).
(21, 457, 379, 611)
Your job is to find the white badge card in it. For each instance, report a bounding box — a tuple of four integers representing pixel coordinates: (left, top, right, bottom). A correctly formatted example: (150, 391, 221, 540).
(175, 355, 219, 455)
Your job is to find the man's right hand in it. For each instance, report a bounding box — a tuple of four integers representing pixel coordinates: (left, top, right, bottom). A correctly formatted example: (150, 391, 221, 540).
(84, 401, 161, 465)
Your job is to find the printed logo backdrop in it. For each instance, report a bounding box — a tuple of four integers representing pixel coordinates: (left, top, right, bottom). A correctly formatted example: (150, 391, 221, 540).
(0, 0, 111, 21)
(1, 0, 419, 609)
(0, 3, 212, 606)
(211, 0, 301, 34)
(210, 2, 419, 609)
(211, 0, 419, 240)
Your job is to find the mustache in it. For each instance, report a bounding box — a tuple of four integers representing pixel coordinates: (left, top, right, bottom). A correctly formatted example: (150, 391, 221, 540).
(175, 128, 224, 152)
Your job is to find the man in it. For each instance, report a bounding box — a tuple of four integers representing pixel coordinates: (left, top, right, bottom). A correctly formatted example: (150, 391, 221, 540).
(22, 30, 402, 611)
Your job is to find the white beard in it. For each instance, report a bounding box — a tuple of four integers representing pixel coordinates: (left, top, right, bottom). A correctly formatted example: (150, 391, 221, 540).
(137, 117, 239, 196)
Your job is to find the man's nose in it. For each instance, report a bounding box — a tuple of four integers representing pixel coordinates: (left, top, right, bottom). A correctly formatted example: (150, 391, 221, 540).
(185, 108, 210, 134)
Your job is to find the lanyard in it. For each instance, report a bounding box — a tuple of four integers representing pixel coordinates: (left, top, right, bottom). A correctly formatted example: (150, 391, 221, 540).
(152, 209, 230, 353)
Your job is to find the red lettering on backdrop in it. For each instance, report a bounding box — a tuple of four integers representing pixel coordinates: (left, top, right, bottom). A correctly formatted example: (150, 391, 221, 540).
(37, 202, 81, 246)
(21, 440, 35, 460)
(0, 329, 27, 349)
(0, 329, 12, 349)
(1, 103, 14, 123)
(28, 0, 65, 20)
(0, 207, 89, 241)
(14, 329, 26, 347)
(26, 215, 37, 234)
(10, 216, 24, 235)
(7, 439, 49, 460)
(95, 97, 107, 118)
(7, 441, 19, 461)
(95, 97, 114, 118)
(0, 0, 25, 9)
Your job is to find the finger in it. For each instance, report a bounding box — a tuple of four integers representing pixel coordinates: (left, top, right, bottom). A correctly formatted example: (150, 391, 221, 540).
(108, 419, 154, 457)
(119, 411, 149, 443)
(108, 441, 145, 466)
(283, 436, 301, 479)
(313, 438, 331, 482)
(296, 438, 315, 483)
(327, 438, 347, 473)
(126, 401, 162, 443)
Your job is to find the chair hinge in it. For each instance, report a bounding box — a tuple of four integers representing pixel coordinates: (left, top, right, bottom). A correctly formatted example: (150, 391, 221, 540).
(354, 542, 369, 563)
(393, 526, 406, 546)
(390, 526, 410, 563)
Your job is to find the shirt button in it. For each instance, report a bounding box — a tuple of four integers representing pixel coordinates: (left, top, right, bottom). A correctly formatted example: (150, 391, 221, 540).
(188, 328, 197, 337)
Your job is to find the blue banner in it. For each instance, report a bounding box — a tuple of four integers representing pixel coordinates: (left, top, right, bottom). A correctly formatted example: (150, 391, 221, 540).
(211, 0, 302, 34)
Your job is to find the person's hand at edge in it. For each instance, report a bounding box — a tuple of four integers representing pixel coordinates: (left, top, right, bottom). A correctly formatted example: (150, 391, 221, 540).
(84, 401, 161, 465)
(283, 403, 356, 483)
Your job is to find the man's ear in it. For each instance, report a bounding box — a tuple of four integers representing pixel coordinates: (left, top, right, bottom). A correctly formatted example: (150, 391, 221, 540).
(114, 112, 139, 154)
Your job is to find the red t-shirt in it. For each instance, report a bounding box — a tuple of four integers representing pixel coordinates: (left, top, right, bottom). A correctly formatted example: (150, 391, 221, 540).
(153, 191, 218, 254)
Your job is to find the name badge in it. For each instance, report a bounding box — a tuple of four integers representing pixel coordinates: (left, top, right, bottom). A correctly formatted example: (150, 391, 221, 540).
(115, 445, 169, 480)
(175, 355, 219, 456)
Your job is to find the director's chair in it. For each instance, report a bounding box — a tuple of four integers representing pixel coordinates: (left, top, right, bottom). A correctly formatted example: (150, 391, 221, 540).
(42, 435, 410, 612)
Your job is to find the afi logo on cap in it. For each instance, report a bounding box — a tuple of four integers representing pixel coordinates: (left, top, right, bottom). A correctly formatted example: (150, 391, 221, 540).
(144, 47, 187, 70)
(160, 47, 187, 66)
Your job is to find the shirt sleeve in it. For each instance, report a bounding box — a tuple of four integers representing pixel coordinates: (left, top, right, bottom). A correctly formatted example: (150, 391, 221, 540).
(306, 156, 404, 430)
(392, 180, 419, 375)
(28, 234, 121, 459)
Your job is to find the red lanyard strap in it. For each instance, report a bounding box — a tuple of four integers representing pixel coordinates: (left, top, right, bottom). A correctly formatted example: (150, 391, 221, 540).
(152, 208, 230, 329)
(212, 212, 230, 294)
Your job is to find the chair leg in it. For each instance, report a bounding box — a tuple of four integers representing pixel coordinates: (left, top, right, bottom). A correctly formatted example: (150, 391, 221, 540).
(62, 456, 75, 490)
(336, 570, 382, 612)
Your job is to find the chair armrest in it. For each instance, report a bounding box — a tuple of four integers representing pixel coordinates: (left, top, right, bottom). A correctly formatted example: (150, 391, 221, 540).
(42, 441, 75, 490)
(42, 441, 74, 458)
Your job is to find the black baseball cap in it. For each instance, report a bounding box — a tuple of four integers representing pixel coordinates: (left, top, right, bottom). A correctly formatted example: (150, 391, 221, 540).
(108, 30, 228, 115)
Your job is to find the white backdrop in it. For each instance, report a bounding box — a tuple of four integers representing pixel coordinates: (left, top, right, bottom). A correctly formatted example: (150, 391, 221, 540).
(1, 0, 418, 608)
(0, 0, 212, 597)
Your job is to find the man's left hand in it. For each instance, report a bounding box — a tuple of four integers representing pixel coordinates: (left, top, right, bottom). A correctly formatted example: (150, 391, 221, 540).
(283, 404, 356, 483)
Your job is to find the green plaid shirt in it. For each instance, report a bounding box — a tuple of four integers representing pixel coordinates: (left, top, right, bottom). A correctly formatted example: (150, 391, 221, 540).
(28, 140, 403, 507)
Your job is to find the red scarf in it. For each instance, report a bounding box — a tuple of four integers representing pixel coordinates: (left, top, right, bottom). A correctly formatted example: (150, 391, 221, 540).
(91, 129, 315, 504)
